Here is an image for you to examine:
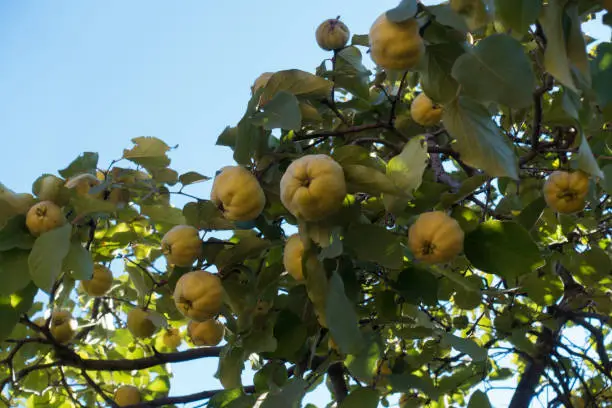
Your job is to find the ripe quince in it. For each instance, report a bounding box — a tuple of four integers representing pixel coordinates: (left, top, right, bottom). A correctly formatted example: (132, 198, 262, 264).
(25, 201, 67, 236)
(50, 310, 77, 344)
(65, 173, 101, 196)
(127, 308, 157, 338)
(410, 93, 443, 126)
(80, 264, 113, 297)
(543, 170, 590, 214)
(114, 385, 141, 407)
(211, 166, 266, 221)
(35, 175, 69, 206)
(283, 233, 305, 281)
(188, 319, 225, 346)
(173, 271, 224, 321)
(162, 327, 182, 349)
(315, 18, 350, 51)
(161, 225, 202, 267)
(280, 154, 347, 222)
(408, 211, 464, 264)
(369, 13, 425, 71)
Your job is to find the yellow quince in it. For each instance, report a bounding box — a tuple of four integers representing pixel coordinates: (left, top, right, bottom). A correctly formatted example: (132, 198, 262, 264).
(315, 18, 350, 51)
(25, 201, 67, 236)
(173, 271, 224, 321)
(543, 170, 590, 214)
(50, 310, 77, 344)
(114, 385, 141, 407)
(408, 211, 464, 264)
(80, 263, 113, 297)
(188, 319, 225, 346)
(369, 13, 425, 71)
(280, 154, 347, 222)
(283, 233, 305, 281)
(410, 93, 443, 126)
(161, 225, 202, 267)
(126, 308, 157, 338)
(211, 166, 266, 221)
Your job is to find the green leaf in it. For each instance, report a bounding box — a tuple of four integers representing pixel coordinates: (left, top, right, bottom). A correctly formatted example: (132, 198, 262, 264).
(331, 46, 371, 100)
(427, 4, 469, 33)
(386, 0, 418, 22)
(333, 145, 386, 172)
(28, 223, 72, 292)
(351, 34, 369, 47)
(125, 263, 151, 305)
(216, 126, 238, 148)
(468, 390, 492, 408)
(393, 266, 438, 306)
(214, 231, 271, 270)
(234, 118, 268, 166)
(339, 388, 380, 408)
(216, 346, 245, 389)
(452, 34, 536, 108)
(260, 378, 307, 408)
(343, 223, 403, 269)
(574, 130, 604, 179)
(443, 97, 518, 179)
(183, 201, 235, 230)
(0, 283, 37, 342)
(0, 215, 35, 251)
(383, 135, 429, 212)
(345, 332, 383, 382)
(261, 69, 333, 103)
(179, 171, 210, 186)
(494, 0, 542, 34)
(540, 0, 577, 92)
(344, 164, 399, 196)
(71, 195, 118, 217)
(209, 389, 253, 408)
(326, 271, 364, 354)
(140, 204, 186, 225)
(464, 220, 544, 280)
(0, 249, 31, 295)
(252, 91, 302, 131)
(515, 196, 546, 231)
(439, 174, 488, 208)
(419, 42, 464, 103)
(62, 241, 93, 280)
(591, 43, 612, 109)
(520, 271, 563, 306)
(565, 3, 591, 87)
(441, 332, 487, 362)
(122, 136, 171, 170)
(58, 152, 98, 179)
(388, 374, 439, 400)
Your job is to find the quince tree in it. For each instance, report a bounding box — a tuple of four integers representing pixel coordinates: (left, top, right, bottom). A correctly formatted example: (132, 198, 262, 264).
(1, 1, 612, 407)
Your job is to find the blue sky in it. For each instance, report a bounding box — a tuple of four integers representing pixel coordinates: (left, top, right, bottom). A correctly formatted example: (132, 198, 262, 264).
(0, 1, 609, 407)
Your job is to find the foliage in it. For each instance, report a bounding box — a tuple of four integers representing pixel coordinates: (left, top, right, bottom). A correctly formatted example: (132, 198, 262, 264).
(1, 0, 611, 407)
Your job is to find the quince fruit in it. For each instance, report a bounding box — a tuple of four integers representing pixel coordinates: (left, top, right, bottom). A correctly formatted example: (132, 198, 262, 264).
(162, 327, 182, 349)
(127, 308, 157, 338)
(283, 233, 305, 281)
(543, 170, 590, 214)
(188, 319, 225, 346)
(315, 18, 350, 51)
(114, 385, 141, 407)
(80, 264, 113, 297)
(369, 13, 424, 71)
(50, 310, 76, 344)
(280, 154, 347, 222)
(410, 93, 443, 126)
(34, 175, 69, 206)
(211, 166, 266, 221)
(408, 211, 464, 264)
(65, 173, 101, 196)
(174, 271, 224, 321)
(161, 225, 202, 267)
(26, 201, 67, 236)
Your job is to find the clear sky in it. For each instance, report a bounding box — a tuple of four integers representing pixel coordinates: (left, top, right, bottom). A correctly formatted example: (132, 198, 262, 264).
(0, 1, 609, 407)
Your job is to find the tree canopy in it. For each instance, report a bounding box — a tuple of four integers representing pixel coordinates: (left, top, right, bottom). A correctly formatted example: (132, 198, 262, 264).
(1, 0, 611, 407)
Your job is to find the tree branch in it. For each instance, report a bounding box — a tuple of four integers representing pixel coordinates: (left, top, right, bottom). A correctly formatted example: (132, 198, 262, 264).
(125, 385, 257, 407)
(81, 369, 118, 407)
(293, 122, 392, 141)
(327, 363, 348, 403)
